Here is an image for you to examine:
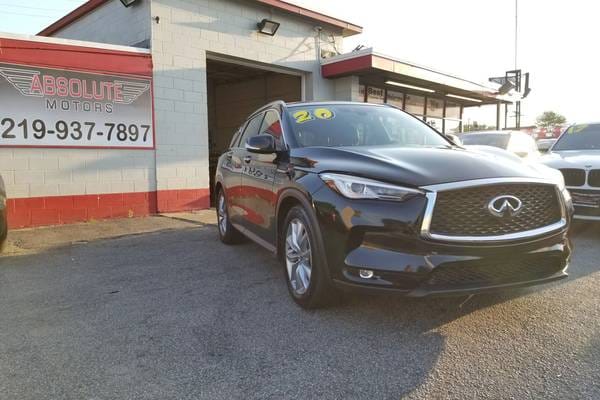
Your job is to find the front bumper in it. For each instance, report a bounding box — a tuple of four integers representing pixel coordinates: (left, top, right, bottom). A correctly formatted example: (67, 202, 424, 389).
(312, 182, 572, 297)
(569, 188, 600, 221)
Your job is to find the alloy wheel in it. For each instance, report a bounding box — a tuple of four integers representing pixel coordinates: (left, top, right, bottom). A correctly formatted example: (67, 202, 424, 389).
(217, 192, 227, 235)
(285, 218, 313, 295)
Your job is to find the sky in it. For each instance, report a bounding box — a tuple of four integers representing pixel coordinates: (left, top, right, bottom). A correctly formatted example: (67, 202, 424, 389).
(0, 0, 598, 127)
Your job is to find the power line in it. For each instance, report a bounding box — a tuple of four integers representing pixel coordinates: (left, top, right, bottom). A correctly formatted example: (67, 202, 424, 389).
(0, 10, 61, 18)
(0, 3, 66, 12)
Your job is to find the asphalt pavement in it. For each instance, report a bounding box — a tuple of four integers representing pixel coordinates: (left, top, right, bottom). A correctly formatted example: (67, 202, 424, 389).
(0, 221, 599, 399)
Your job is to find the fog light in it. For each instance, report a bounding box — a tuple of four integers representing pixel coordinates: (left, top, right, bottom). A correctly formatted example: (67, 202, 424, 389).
(359, 269, 374, 279)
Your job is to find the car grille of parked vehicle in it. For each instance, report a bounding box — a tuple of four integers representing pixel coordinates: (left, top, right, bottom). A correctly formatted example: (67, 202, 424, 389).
(570, 189, 600, 215)
(425, 256, 565, 289)
(588, 170, 600, 187)
(560, 168, 586, 186)
(429, 184, 562, 237)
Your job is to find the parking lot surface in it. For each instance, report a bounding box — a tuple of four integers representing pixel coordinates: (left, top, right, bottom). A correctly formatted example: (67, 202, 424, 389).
(1, 219, 599, 399)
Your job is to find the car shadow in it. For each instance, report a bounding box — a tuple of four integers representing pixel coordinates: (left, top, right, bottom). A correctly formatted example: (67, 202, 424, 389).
(0, 224, 597, 399)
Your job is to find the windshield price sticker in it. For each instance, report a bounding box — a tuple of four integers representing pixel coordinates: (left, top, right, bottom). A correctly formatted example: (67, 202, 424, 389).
(293, 108, 335, 124)
(0, 62, 154, 149)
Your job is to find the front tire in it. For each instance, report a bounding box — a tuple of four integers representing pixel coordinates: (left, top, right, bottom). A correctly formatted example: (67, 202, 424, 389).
(282, 205, 332, 309)
(216, 188, 243, 244)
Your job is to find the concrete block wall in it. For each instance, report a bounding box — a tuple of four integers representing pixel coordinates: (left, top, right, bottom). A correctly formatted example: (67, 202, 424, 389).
(150, 0, 345, 201)
(53, 0, 151, 47)
(0, 32, 158, 228)
(334, 75, 363, 102)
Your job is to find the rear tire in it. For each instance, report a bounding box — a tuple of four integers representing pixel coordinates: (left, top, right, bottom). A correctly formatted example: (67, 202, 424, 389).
(282, 205, 333, 309)
(216, 188, 244, 244)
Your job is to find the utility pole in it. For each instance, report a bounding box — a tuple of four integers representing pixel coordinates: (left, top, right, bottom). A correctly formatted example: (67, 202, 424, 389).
(514, 0, 521, 129)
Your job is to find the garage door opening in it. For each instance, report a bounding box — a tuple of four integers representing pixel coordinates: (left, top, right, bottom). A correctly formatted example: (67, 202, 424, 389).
(207, 58, 302, 203)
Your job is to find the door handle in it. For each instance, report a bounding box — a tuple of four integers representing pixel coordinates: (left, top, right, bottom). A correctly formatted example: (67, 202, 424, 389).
(243, 156, 252, 163)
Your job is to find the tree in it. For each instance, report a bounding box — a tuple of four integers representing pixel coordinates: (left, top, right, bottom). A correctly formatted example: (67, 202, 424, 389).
(462, 121, 494, 132)
(536, 111, 566, 129)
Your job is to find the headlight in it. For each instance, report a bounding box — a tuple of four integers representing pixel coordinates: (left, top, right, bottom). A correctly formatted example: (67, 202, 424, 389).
(319, 173, 422, 201)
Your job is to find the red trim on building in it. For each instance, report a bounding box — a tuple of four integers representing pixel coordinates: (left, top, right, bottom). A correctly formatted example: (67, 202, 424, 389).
(0, 38, 152, 77)
(6, 189, 210, 229)
(38, 0, 361, 37)
(321, 54, 373, 78)
(38, 0, 110, 37)
(252, 0, 362, 35)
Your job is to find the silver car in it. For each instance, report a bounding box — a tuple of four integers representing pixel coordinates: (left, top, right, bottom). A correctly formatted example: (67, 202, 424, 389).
(541, 123, 600, 221)
(461, 130, 540, 160)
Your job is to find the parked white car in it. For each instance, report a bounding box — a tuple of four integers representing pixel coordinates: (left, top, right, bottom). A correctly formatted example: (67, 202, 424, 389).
(540, 123, 600, 221)
(461, 130, 540, 160)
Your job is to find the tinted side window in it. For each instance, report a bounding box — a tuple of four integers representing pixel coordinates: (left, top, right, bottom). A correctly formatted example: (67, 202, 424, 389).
(260, 110, 284, 149)
(229, 123, 245, 148)
(238, 113, 264, 147)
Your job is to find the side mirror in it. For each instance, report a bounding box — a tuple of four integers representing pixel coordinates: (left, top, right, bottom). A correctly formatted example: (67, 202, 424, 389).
(246, 135, 276, 153)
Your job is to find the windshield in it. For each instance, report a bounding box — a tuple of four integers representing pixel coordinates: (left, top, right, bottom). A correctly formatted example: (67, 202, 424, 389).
(553, 124, 600, 151)
(285, 104, 450, 148)
(461, 133, 510, 149)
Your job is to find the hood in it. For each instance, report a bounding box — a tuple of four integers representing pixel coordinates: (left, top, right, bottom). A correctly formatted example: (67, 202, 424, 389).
(541, 150, 600, 169)
(290, 146, 550, 188)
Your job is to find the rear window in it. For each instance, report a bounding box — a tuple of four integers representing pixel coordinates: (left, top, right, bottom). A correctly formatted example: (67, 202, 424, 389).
(553, 124, 600, 151)
(461, 134, 510, 149)
(285, 104, 449, 148)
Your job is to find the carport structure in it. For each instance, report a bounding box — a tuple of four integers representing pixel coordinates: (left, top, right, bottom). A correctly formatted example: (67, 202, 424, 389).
(322, 48, 517, 133)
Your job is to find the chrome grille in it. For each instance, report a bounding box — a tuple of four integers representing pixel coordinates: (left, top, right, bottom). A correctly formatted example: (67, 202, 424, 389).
(560, 168, 586, 187)
(428, 183, 562, 237)
(570, 189, 600, 208)
(589, 170, 600, 187)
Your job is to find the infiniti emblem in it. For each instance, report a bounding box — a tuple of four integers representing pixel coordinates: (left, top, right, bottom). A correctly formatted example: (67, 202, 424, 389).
(488, 195, 523, 218)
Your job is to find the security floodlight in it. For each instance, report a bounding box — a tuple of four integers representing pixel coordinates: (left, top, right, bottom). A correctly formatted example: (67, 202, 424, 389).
(120, 0, 139, 7)
(257, 19, 280, 36)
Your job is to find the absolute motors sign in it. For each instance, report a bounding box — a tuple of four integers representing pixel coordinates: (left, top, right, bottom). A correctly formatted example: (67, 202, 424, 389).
(0, 62, 154, 149)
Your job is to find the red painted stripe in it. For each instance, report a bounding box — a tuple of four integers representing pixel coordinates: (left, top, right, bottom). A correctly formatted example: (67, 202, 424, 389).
(6, 189, 210, 229)
(0, 38, 152, 77)
(321, 55, 373, 78)
(38, 0, 110, 37)
(252, 0, 362, 34)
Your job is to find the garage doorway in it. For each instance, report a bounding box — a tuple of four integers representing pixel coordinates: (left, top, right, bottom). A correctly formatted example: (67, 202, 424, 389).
(207, 57, 303, 203)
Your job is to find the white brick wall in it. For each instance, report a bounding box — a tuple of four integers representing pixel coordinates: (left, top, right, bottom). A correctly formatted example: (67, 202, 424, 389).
(150, 0, 345, 191)
(0, 148, 156, 198)
(32, 0, 349, 200)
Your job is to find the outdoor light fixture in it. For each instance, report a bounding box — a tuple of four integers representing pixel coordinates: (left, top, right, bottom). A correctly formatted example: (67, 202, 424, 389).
(119, 0, 140, 7)
(446, 93, 482, 103)
(257, 19, 280, 36)
(385, 80, 435, 93)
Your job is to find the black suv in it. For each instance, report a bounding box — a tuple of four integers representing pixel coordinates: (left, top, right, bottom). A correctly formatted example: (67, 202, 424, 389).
(215, 101, 573, 308)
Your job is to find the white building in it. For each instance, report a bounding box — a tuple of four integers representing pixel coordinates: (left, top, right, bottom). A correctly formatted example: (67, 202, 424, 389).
(0, 0, 510, 228)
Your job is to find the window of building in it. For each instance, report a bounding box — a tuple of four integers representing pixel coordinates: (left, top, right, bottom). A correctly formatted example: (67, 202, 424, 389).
(445, 101, 460, 119)
(366, 86, 385, 104)
(444, 119, 461, 134)
(427, 98, 444, 118)
(386, 90, 404, 108)
(426, 117, 443, 132)
(404, 94, 425, 116)
(359, 84, 366, 101)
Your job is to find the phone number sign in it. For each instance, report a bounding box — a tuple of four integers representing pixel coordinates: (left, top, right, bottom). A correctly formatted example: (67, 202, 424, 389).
(0, 62, 154, 149)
